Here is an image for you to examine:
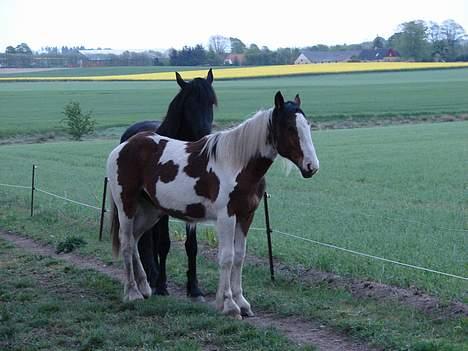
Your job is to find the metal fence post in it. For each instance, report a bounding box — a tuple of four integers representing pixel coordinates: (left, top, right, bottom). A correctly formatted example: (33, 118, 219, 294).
(263, 191, 275, 281)
(30, 165, 36, 216)
(98, 177, 108, 241)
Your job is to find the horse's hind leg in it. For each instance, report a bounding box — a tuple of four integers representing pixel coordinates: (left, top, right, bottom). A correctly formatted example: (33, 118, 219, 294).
(132, 246, 152, 299)
(119, 218, 144, 302)
(185, 224, 204, 300)
(133, 200, 162, 299)
(137, 230, 159, 293)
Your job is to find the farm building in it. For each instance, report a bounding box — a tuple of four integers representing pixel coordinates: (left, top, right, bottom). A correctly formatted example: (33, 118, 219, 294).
(294, 50, 361, 64)
(224, 53, 246, 65)
(358, 48, 400, 61)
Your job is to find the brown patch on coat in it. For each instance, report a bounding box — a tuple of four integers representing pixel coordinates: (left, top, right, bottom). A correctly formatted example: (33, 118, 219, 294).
(156, 160, 179, 183)
(227, 157, 272, 235)
(117, 134, 208, 222)
(117, 135, 169, 218)
(186, 203, 206, 218)
(162, 203, 206, 222)
(275, 119, 303, 167)
(184, 138, 220, 202)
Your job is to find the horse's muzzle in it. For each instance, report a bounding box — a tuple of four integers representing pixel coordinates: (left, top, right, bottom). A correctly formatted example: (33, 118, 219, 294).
(300, 167, 318, 178)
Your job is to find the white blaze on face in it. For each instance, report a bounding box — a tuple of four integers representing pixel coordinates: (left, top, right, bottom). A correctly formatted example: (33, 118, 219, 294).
(295, 113, 319, 172)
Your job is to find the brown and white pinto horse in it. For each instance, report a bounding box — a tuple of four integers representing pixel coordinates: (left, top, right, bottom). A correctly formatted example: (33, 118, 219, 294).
(107, 91, 319, 319)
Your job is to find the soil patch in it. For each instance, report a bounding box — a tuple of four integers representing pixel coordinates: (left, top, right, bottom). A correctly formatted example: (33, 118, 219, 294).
(0, 67, 69, 75)
(193, 241, 468, 318)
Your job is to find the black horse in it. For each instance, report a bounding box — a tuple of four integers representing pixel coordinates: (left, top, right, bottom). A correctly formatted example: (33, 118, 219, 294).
(120, 69, 216, 299)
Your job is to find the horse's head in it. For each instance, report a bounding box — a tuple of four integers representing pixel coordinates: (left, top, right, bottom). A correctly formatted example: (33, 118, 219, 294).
(270, 91, 319, 178)
(172, 69, 217, 141)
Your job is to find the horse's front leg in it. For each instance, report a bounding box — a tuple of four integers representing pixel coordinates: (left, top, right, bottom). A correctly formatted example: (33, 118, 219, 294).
(154, 215, 170, 296)
(231, 220, 254, 317)
(216, 215, 241, 319)
(185, 224, 204, 300)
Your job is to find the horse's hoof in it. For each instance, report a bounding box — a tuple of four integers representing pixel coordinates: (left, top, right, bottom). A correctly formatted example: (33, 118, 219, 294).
(241, 308, 255, 317)
(124, 289, 144, 302)
(187, 285, 204, 297)
(187, 287, 205, 302)
(139, 282, 152, 299)
(152, 286, 169, 296)
(190, 295, 206, 303)
(223, 300, 241, 319)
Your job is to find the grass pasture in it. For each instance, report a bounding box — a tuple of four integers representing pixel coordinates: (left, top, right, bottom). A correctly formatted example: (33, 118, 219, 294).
(0, 65, 227, 78)
(0, 122, 467, 350)
(1, 68, 468, 138)
(1, 67, 467, 350)
(0, 122, 465, 300)
(0, 240, 313, 351)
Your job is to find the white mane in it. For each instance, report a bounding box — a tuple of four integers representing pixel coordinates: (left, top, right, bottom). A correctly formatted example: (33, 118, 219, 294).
(202, 109, 273, 171)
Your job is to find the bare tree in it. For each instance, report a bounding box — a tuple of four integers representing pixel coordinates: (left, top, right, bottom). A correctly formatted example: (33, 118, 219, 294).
(209, 35, 230, 55)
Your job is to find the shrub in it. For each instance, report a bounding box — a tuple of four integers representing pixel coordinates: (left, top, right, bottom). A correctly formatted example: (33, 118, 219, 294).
(61, 101, 96, 140)
(56, 236, 87, 254)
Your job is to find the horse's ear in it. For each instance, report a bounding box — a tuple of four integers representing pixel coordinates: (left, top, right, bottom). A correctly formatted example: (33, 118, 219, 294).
(294, 94, 301, 107)
(175, 72, 187, 89)
(274, 91, 285, 109)
(206, 68, 213, 84)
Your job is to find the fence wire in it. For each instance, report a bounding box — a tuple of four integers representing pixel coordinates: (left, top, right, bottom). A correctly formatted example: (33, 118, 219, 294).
(1, 180, 467, 281)
(272, 229, 468, 281)
(34, 187, 102, 211)
(0, 183, 31, 190)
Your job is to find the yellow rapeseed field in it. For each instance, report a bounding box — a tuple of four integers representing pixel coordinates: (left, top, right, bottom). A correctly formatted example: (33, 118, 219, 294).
(2, 62, 468, 81)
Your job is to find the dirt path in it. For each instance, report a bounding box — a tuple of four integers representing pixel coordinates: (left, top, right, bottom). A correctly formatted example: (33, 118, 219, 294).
(193, 242, 468, 318)
(0, 230, 378, 351)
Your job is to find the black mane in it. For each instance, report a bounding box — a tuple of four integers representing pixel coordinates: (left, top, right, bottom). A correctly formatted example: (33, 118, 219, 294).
(120, 73, 216, 143)
(157, 78, 217, 137)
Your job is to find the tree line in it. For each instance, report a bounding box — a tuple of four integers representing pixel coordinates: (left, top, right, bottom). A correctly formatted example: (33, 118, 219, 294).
(168, 38, 300, 66)
(166, 19, 468, 65)
(1, 19, 466, 68)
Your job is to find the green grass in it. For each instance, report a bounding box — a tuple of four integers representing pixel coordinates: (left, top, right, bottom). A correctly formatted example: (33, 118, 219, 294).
(1, 69, 468, 137)
(0, 122, 465, 301)
(0, 212, 466, 350)
(0, 239, 313, 351)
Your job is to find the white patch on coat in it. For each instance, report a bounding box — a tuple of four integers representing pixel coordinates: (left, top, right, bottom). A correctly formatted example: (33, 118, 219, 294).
(106, 142, 130, 219)
(295, 113, 319, 172)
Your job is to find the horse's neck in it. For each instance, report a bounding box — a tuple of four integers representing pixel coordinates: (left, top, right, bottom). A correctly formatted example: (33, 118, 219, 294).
(157, 114, 179, 138)
(234, 154, 274, 189)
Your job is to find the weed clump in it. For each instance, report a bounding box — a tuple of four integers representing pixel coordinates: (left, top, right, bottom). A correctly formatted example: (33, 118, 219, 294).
(56, 236, 87, 254)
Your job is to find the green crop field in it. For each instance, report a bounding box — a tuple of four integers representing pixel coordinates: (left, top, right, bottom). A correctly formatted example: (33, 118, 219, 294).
(0, 66, 226, 77)
(0, 122, 465, 301)
(1, 68, 468, 138)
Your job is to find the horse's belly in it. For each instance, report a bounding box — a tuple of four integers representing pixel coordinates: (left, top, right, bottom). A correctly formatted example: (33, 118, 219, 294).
(153, 177, 217, 222)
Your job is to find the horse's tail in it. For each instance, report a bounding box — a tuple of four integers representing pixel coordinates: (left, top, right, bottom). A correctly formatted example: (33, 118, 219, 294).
(109, 191, 121, 259)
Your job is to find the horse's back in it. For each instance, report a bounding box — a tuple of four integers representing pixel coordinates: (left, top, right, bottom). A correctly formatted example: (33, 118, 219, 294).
(120, 120, 161, 143)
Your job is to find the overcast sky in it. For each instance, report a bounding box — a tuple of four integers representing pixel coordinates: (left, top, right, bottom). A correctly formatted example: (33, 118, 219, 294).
(1, 0, 467, 52)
